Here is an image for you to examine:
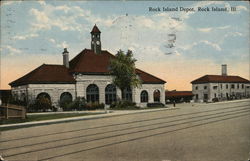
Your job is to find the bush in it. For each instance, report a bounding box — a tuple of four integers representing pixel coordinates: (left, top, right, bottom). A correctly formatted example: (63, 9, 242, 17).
(212, 98, 219, 102)
(28, 97, 53, 112)
(85, 102, 105, 110)
(147, 103, 165, 108)
(110, 101, 139, 109)
(61, 97, 86, 111)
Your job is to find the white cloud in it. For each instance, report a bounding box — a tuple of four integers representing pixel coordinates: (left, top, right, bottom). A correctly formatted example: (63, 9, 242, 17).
(198, 25, 230, 32)
(13, 33, 39, 40)
(3, 45, 22, 55)
(29, 5, 85, 32)
(197, 28, 212, 32)
(55, 5, 71, 13)
(49, 38, 56, 43)
(37, 1, 46, 6)
(30, 8, 49, 23)
(1, 1, 21, 6)
(217, 25, 230, 30)
(219, 31, 244, 44)
(200, 40, 221, 51)
(56, 41, 69, 48)
(179, 40, 221, 51)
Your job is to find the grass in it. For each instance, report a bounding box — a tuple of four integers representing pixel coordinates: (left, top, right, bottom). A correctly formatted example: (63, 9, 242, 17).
(110, 106, 168, 110)
(0, 113, 102, 125)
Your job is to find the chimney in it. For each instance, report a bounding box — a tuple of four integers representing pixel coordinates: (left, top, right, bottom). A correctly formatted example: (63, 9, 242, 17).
(62, 48, 69, 68)
(221, 64, 227, 76)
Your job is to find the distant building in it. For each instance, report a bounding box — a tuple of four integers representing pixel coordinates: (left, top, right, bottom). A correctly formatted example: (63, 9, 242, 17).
(9, 25, 166, 108)
(191, 65, 250, 102)
(165, 90, 194, 103)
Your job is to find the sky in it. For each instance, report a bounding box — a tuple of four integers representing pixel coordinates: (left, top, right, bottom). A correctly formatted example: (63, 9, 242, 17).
(0, 1, 249, 90)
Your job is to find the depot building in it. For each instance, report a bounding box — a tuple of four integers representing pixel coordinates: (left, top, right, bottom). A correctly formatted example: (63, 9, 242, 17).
(9, 25, 166, 108)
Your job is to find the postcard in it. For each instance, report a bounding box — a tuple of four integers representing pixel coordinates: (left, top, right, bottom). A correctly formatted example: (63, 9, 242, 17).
(0, 1, 249, 161)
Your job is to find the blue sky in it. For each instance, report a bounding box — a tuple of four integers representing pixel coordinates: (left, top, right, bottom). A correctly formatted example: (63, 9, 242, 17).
(0, 1, 249, 90)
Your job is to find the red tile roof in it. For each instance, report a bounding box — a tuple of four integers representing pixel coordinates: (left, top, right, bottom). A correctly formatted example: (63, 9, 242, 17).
(191, 75, 250, 84)
(9, 64, 75, 87)
(135, 69, 166, 84)
(165, 91, 194, 98)
(69, 49, 115, 74)
(91, 25, 101, 33)
(10, 49, 166, 87)
(70, 49, 166, 84)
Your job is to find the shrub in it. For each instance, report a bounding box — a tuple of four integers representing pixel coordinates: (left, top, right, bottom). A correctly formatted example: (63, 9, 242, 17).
(85, 102, 105, 110)
(212, 98, 219, 102)
(62, 97, 86, 111)
(110, 101, 139, 109)
(28, 97, 53, 112)
(147, 103, 165, 108)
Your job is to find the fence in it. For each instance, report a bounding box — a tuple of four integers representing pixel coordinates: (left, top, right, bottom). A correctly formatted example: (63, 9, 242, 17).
(0, 104, 26, 120)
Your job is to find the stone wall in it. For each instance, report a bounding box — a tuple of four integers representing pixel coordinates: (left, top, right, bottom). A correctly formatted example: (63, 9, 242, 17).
(12, 84, 76, 106)
(11, 74, 166, 107)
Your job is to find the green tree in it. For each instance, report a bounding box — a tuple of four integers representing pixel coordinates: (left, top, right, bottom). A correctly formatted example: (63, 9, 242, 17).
(109, 49, 141, 100)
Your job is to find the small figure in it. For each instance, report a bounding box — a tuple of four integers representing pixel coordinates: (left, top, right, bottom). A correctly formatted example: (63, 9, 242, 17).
(173, 100, 176, 107)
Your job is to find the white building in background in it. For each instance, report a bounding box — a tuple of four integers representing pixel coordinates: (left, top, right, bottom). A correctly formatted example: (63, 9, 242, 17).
(9, 25, 166, 108)
(191, 65, 250, 102)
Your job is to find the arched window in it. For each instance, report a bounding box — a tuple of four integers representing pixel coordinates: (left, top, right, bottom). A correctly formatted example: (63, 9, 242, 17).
(105, 84, 117, 105)
(86, 84, 99, 103)
(140, 90, 148, 103)
(21, 93, 26, 102)
(122, 87, 132, 101)
(13, 93, 18, 101)
(153, 90, 160, 102)
(60, 92, 73, 104)
(37, 92, 51, 101)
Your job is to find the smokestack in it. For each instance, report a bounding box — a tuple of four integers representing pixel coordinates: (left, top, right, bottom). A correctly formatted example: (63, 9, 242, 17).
(222, 64, 227, 76)
(62, 48, 69, 68)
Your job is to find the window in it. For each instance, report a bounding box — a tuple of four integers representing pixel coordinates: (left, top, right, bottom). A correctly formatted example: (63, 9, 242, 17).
(21, 93, 26, 102)
(226, 84, 228, 89)
(196, 94, 198, 99)
(195, 86, 198, 90)
(203, 94, 208, 99)
(140, 90, 148, 103)
(214, 93, 217, 98)
(213, 86, 218, 90)
(37, 92, 51, 101)
(242, 84, 244, 89)
(231, 84, 235, 89)
(86, 84, 99, 103)
(237, 84, 239, 89)
(60, 92, 73, 104)
(105, 84, 116, 105)
(122, 87, 132, 101)
(220, 84, 223, 89)
(204, 86, 207, 90)
(153, 90, 160, 102)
